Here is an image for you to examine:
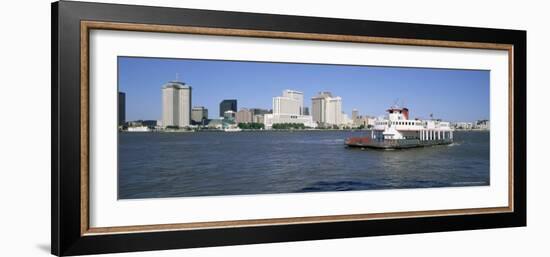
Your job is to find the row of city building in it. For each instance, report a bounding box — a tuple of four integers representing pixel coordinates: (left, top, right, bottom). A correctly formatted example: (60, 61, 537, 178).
(119, 79, 378, 131)
(119, 79, 488, 131)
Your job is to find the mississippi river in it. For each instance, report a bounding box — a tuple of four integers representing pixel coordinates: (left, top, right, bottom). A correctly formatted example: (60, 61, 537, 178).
(118, 130, 489, 199)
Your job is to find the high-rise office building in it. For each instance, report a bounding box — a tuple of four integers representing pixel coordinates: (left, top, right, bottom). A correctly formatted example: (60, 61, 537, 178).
(282, 89, 304, 115)
(191, 106, 208, 124)
(311, 92, 331, 123)
(219, 99, 237, 118)
(311, 91, 343, 126)
(273, 96, 300, 115)
(162, 80, 192, 128)
(325, 96, 342, 125)
(352, 109, 359, 121)
(118, 92, 126, 126)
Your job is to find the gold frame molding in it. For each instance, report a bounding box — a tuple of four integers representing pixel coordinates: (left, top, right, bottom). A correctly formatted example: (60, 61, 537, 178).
(80, 20, 514, 236)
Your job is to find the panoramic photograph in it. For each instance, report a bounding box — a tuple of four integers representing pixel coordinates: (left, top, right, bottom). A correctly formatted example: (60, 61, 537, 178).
(117, 56, 490, 200)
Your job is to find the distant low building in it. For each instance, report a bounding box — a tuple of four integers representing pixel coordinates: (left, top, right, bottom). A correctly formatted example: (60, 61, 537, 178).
(452, 122, 474, 130)
(264, 114, 317, 129)
(224, 110, 236, 119)
(249, 108, 271, 116)
(253, 114, 265, 124)
(207, 118, 224, 129)
(341, 113, 353, 127)
(352, 113, 376, 128)
(141, 120, 158, 128)
(126, 120, 158, 129)
(236, 108, 253, 123)
(191, 106, 208, 125)
(475, 119, 490, 130)
(303, 107, 310, 116)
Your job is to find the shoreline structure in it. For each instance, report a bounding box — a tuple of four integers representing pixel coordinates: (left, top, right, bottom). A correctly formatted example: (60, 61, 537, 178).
(122, 79, 490, 133)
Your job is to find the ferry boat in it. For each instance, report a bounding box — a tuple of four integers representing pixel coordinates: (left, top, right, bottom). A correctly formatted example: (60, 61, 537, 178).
(345, 106, 453, 149)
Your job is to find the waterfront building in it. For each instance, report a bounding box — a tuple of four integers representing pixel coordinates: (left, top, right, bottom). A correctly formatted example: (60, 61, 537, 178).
(243, 108, 271, 124)
(263, 114, 316, 129)
(236, 108, 254, 123)
(352, 111, 377, 128)
(191, 106, 208, 124)
(219, 99, 237, 118)
(475, 119, 490, 130)
(303, 107, 310, 116)
(253, 114, 265, 124)
(207, 118, 224, 129)
(224, 110, 236, 119)
(341, 113, 353, 127)
(311, 91, 343, 127)
(352, 109, 358, 122)
(141, 120, 157, 128)
(162, 81, 191, 128)
(366, 116, 377, 127)
(452, 122, 474, 130)
(118, 92, 125, 126)
(249, 108, 271, 116)
(264, 89, 317, 129)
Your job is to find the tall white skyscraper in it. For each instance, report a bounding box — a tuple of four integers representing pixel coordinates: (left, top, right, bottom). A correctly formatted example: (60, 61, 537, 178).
(326, 96, 342, 125)
(273, 96, 300, 115)
(282, 89, 304, 115)
(264, 89, 317, 129)
(311, 91, 343, 126)
(162, 81, 192, 128)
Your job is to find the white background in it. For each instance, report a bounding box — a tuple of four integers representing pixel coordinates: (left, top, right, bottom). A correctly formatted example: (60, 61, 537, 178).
(0, 0, 547, 256)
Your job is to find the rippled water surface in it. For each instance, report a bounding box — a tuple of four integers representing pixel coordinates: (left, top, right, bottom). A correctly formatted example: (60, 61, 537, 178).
(118, 131, 489, 199)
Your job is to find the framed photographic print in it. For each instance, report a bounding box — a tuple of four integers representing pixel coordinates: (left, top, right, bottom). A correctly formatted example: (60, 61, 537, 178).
(51, 1, 526, 256)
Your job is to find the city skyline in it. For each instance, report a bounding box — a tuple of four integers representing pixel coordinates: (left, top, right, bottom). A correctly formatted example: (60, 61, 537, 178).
(118, 57, 490, 122)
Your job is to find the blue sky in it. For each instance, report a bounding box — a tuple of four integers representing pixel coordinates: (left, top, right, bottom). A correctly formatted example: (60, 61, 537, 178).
(118, 57, 489, 122)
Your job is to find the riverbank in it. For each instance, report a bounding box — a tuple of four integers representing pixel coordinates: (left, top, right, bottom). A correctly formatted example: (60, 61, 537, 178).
(121, 128, 373, 133)
(121, 128, 489, 133)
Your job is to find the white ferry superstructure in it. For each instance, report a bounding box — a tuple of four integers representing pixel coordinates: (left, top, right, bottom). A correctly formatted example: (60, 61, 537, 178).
(345, 106, 454, 149)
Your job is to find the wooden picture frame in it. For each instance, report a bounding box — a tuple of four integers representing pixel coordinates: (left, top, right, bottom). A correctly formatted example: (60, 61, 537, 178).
(52, 1, 526, 256)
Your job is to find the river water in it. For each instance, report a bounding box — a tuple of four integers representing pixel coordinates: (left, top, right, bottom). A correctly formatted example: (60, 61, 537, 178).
(118, 131, 489, 199)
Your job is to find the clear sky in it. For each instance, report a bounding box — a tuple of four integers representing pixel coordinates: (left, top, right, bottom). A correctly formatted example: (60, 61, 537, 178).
(118, 56, 489, 122)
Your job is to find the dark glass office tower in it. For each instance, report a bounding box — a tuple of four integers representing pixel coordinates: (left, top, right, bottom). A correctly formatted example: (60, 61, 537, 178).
(219, 99, 237, 117)
(118, 92, 126, 126)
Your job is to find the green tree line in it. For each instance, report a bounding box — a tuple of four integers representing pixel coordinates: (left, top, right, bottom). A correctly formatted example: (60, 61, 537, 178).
(271, 123, 306, 130)
(237, 122, 265, 129)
